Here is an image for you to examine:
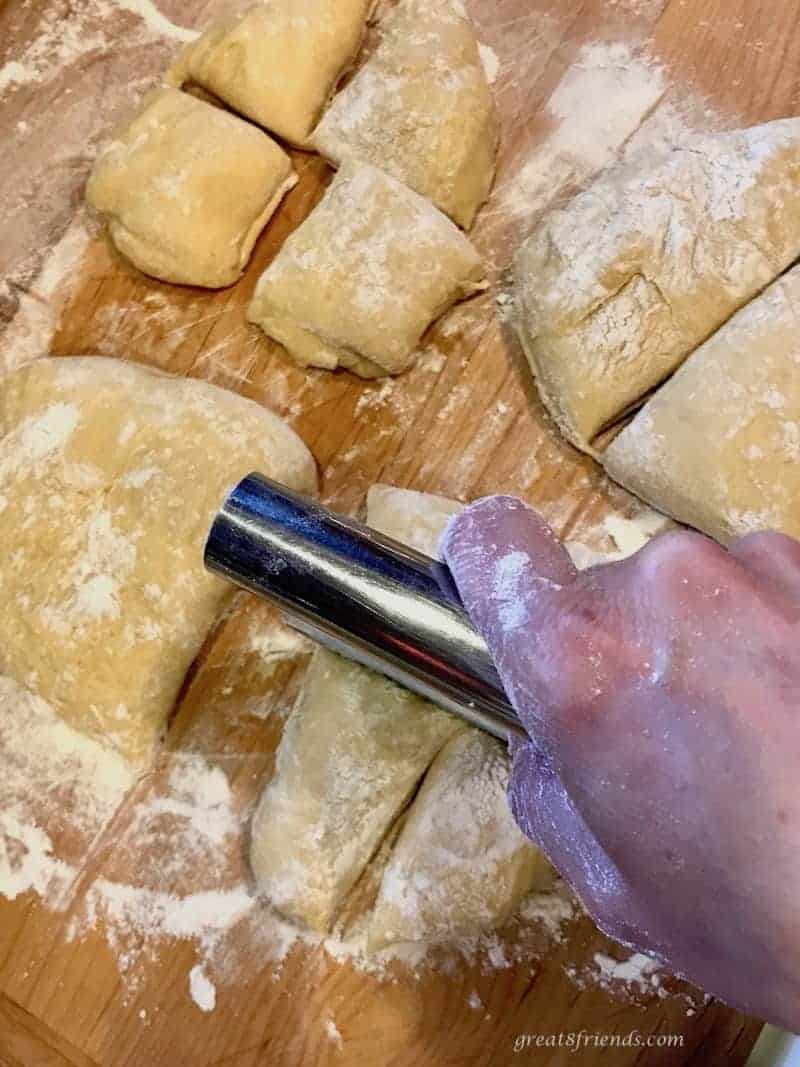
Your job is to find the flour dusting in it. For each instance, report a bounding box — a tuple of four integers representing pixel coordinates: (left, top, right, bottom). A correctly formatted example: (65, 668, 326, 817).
(478, 42, 500, 85)
(501, 42, 665, 220)
(0, 214, 93, 375)
(0, 673, 135, 904)
(0, 0, 195, 93)
(324, 1017, 344, 1048)
(189, 964, 217, 1012)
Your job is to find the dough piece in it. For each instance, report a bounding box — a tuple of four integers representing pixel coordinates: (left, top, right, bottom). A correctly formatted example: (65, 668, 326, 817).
(365, 483, 463, 554)
(368, 730, 552, 950)
(514, 119, 800, 452)
(250, 484, 463, 932)
(250, 649, 461, 932)
(0, 357, 316, 765)
(604, 265, 800, 543)
(247, 162, 486, 376)
(251, 483, 551, 945)
(313, 0, 498, 229)
(170, 0, 372, 147)
(86, 88, 296, 288)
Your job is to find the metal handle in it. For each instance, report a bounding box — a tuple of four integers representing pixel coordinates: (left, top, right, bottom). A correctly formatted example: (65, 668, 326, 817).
(204, 474, 524, 742)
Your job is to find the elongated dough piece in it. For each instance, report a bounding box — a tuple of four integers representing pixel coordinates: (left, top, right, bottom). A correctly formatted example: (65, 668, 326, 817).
(368, 729, 552, 950)
(515, 119, 800, 452)
(87, 88, 296, 288)
(170, 0, 372, 147)
(0, 357, 316, 765)
(604, 265, 800, 543)
(250, 485, 462, 932)
(313, 0, 498, 229)
(250, 483, 552, 942)
(249, 648, 461, 932)
(247, 163, 486, 376)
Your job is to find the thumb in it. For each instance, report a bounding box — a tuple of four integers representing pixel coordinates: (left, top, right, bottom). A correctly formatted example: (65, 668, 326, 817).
(508, 738, 643, 947)
(441, 495, 576, 716)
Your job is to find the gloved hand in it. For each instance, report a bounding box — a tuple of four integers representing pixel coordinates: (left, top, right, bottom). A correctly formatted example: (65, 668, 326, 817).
(442, 495, 800, 1030)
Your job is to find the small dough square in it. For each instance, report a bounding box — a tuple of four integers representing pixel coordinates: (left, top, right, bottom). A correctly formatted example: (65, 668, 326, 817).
(313, 0, 499, 229)
(171, 0, 373, 147)
(247, 162, 487, 376)
(86, 87, 297, 288)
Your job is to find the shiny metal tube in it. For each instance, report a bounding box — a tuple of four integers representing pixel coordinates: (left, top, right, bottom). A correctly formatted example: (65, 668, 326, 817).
(204, 474, 524, 743)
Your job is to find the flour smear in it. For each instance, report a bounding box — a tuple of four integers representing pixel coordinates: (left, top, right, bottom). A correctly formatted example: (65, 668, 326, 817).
(499, 41, 665, 221)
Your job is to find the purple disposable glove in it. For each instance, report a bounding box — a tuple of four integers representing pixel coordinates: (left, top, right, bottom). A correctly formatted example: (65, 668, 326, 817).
(442, 495, 800, 1030)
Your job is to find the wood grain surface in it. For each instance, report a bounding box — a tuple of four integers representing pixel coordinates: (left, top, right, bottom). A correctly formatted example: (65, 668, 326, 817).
(2, 0, 796, 1063)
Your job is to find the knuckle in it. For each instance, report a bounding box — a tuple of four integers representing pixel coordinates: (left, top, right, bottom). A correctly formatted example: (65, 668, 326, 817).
(636, 529, 727, 590)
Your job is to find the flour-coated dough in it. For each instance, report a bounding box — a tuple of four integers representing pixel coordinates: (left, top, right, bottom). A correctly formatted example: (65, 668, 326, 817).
(0, 357, 316, 765)
(249, 646, 460, 932)
(171, 0, 372, 147)
(604, 264, 800, 543)
(515, 119, 800, 452)
(368, 729, 552, 950)
(313, 0, 498, 229)
(250, 484, 550, 946)
(87, 88, 296, 288)
(247, 162, 486, 376)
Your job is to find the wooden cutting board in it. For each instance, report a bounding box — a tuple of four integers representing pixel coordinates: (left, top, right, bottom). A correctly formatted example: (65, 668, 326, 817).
(2, 0, 797, 1063)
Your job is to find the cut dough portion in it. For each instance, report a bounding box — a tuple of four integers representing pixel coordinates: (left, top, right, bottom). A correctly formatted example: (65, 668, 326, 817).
(250, 483, 551, 946)
(247, 162, 486, 376)
(368, 729, 552, 950)
(250, 647, 461, 932)
(514, 119, 800, 452)
(86, 88, 296, 288)
(604, 265, 800, 543)
(170, 0, 372, 147)
(313, 0, 498, 229)
(365, 483, 463, 554)
(250, 484, 464, 932)
(0, 357, 316, 765)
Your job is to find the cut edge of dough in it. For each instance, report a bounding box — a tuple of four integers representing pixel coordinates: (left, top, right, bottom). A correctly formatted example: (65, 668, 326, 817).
(236, 169, 299, 277)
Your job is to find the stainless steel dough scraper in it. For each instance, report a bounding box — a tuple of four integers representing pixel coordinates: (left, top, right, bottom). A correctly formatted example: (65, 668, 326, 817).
(204, 473, 525, 743)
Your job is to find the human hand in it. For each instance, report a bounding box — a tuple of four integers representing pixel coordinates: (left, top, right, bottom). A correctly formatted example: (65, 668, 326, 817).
(442, 496, 800, 1029)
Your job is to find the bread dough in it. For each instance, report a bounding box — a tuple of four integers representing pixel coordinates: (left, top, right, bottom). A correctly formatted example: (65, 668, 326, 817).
(247, 162, 486, 376)
(250, 484, 550, 946)
(365, 483, 463, 553)
(0, 357, 316, 765)
(86, 88, 296, 288)
(249, 486, 465, 933)
(313, 0, 498, 229)
(170, 0, 372, 147)
(514, 119, 800, 452)
(368, 729, 552, 951)
(249, 646, 461, 932)
(604, 264, 800, 543)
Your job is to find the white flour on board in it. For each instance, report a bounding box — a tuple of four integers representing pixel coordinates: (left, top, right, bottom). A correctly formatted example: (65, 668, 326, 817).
(481, 36, 721, 283)
(478, 42, 500, 85)
(0, 616, 577, 1013)
(594, 951, 664, 994)
(189, 964, 217, 1012)
(0, 213, 93, 374)
(324, 1018, 344, 1048)
(0, 0, 195, 94)
(499, 41, 666, 221)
